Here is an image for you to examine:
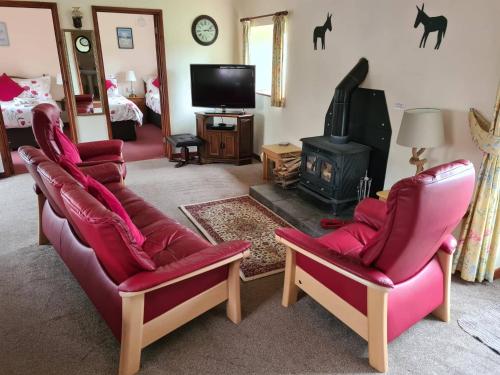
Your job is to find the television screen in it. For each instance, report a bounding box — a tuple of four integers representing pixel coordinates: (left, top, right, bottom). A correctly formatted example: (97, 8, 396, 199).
(190, 64, 255, 109)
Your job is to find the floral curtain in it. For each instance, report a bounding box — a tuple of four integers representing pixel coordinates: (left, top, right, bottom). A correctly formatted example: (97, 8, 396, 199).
(271, 14, 286, 107)
(242, 20, 251, 64)
(453, 85, 500, 282)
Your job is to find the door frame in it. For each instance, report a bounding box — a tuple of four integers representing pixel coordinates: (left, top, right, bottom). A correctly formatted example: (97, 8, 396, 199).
(91, 6, 172, 158)
(0, 0, 77, 178)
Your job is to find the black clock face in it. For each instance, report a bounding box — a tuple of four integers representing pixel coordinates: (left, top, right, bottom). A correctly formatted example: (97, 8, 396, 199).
(192, 15, 218, 46)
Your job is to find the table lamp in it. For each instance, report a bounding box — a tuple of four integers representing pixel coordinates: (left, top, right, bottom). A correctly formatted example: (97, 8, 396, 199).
(125, 70, 137, 98)
(397, 108, 445, 175)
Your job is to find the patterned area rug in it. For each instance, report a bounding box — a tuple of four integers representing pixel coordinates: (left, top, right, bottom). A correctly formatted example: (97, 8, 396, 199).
(180, 195, 291, 281)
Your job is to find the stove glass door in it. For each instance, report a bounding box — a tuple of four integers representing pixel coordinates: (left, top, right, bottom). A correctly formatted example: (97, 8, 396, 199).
(321, 161, 333, 183)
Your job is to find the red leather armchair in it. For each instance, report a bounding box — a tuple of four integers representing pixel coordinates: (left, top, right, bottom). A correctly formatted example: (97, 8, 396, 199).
(276, 160, 475, 372)
(32, 103, 126, 178)
(75, 94, 94, 114)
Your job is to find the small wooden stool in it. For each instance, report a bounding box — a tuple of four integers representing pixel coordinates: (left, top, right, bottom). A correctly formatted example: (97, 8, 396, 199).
(166, 134, 203, 168)
(261, 144, 302, 180)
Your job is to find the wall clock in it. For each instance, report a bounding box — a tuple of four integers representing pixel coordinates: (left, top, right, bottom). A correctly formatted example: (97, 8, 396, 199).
(75, 35, 91, 53)
(192, 15, 218, 46)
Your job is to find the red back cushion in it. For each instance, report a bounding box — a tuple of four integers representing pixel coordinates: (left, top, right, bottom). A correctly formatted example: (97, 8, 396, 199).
(152, 77, 160, 88)
(86, 176, 146, 247)
(59, 157, 148, 254)
(0, 73, 24, 101)
(360, 160, 475, 283)
(61, 185, 155, 283)
(53, 126, 82, 164)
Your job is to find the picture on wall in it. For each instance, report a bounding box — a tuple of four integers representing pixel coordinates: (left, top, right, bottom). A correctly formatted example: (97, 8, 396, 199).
(414, 3, 447, 49)
(116, 27, 134, 49)
(313, 13, 333, 50)
(0, 22, 10, 46)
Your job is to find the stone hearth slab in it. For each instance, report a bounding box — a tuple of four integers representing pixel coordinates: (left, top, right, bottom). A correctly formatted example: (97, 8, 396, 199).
(249, 184, 354, 238)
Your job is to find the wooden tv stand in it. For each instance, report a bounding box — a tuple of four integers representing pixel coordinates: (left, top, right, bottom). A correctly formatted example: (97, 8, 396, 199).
(195, 112, 254, 165)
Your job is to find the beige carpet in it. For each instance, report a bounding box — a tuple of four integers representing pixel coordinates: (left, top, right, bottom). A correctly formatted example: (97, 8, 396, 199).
(0, 158, 499, 374)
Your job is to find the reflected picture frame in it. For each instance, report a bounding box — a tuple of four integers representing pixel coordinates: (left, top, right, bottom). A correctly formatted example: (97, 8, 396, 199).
(0, 22, 9, 46)
(116, 27, 133, 49)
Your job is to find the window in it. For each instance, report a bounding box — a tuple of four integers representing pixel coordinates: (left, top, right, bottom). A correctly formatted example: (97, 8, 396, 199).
(248, 24, 274, 96)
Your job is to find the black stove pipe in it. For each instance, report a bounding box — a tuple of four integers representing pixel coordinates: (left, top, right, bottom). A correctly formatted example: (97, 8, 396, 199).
(324, 58, 369, 143)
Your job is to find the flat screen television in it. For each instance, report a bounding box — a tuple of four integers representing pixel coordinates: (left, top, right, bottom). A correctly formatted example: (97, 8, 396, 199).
(190, 64, 255, 110)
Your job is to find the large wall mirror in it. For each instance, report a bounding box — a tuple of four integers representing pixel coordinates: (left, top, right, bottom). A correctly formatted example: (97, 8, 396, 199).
(92, 6, 172, 158)
(62, 29, 109, 142)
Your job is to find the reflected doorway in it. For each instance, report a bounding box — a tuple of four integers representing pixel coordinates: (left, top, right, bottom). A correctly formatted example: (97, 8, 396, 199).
(92, 6, 171, 162)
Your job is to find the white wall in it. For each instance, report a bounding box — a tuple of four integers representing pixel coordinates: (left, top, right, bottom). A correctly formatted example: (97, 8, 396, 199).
(96, 12, 157, 97)
(235, 0, 500, 187)
(32, 0, 238, 138)
(0, 7, 64, 99)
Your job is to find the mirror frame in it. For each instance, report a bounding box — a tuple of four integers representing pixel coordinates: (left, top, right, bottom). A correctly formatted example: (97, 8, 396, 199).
(91, 6, 172, 158)
(62, 28, 106, 118)
(0, 112, 14, 177)
(0, 1, 77, 177)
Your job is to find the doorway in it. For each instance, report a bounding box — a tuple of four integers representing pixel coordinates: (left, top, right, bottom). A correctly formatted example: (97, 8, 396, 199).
(0, 1, 76, 177)
(92, 6, 172, 162)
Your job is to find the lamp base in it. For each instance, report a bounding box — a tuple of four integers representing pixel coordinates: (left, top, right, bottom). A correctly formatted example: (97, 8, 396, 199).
(128, 94, 137, 98)
(409, 147, 427, 175)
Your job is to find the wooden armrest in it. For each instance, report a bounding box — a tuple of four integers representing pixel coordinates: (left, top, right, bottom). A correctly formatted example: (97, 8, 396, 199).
(119, 250, 250, 297)
(276, 233, 393, 291)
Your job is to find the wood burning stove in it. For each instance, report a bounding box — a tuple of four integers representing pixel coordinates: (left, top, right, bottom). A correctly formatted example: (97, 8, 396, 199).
(299, 137, 370, 211)
(299, 58, 392, 212)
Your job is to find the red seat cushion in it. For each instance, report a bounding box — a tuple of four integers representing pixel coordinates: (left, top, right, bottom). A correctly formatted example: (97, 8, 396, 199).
(53, 126, 82, 164)
(0, 73, 24, 101)
(86, 176, 146, 247)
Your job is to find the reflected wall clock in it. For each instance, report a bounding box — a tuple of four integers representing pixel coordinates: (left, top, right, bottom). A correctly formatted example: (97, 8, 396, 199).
(75, 35, 91, 53)
(191, 15, 218, 46)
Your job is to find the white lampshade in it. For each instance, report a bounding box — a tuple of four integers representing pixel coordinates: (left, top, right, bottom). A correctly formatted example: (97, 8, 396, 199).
(56, 73, 63, 85)
(397, 108, 445, 148)
(125, 70, 137, 82)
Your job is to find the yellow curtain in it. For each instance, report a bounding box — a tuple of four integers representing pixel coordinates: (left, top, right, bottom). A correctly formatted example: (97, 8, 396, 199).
(242, 20, 251, 64)
(271, 14, 286, 107)
(453, 85, 500, 282)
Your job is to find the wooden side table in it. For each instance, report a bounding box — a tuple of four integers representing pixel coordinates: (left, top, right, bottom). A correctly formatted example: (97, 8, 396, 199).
(128, 96, 146, 115)
(261, 144, 302, 180)
(376, 190, 390, 202)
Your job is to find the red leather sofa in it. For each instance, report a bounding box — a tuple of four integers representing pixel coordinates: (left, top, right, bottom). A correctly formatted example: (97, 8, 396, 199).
(32, 103, 126, 178)
(19, 145, 251, 375)
(276, 160, 475, 372)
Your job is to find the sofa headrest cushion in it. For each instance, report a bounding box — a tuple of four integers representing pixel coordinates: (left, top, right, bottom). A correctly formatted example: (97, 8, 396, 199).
(53, 126, 82, 164)
(59, 156, 88, 186)
(18, 146, 50, 166)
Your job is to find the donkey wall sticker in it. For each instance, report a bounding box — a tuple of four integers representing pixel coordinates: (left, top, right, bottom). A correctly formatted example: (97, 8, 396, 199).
(414, 3, 447, 49)
(313, 13, 333, 50)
